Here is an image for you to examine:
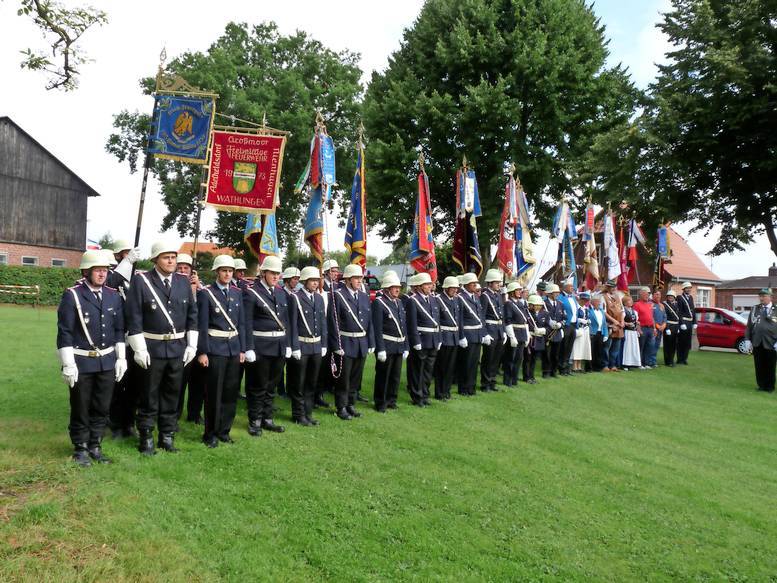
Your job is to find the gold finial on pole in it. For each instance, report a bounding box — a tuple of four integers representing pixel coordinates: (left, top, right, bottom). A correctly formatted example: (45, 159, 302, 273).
(155, 46, 167, 91)
(418, 151, 426, 173)
(462, 154, 468, 170)
(357, 120, 365, 150)
(262, 112, 267, 130)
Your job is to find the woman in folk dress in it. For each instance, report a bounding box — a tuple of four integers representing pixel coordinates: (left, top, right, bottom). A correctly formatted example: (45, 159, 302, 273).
(621, 294, 642, 369)
(572, 291, 592, 372)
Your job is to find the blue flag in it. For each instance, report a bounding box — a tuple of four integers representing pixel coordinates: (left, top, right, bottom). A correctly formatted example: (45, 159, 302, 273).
(344, 148, 367, 268)
(244, 213, 278, 259)
(304, 186, 325, 264)
(148, 95, 214, 163)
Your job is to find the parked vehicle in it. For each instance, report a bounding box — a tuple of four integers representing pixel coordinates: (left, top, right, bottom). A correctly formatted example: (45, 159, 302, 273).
(695, 307, 751, 354)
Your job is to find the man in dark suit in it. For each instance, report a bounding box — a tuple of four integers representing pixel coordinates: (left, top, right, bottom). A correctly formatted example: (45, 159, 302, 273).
(480, 269, 506, 391)
(434, 276, 462, 400)
(524, 294, 549, 384)
(287, 266, 328, 425)
(243, 255, 289, 436)
(126, 241, 198, 455)
(456, 273, 487, 395)
(328, 263, 375, 419)
(406, 272, 441, 406)
(542, 283, 566, 377)
(57, 250, 127, 466)
(196, 255, 246, 447)
(371, 272, 409, 412)
(315, 259, 341, 409)
(662, 289, 681, 366)
(676, 282, 697, 365)
(503, 282, 529, 386)
(745, 288, 777, 392)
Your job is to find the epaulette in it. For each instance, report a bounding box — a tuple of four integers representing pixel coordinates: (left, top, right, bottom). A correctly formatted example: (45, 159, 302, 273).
(103, 285, 118, 294)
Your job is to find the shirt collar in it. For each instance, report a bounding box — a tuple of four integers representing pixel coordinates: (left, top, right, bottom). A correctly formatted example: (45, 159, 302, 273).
(155, 268, 172, 283)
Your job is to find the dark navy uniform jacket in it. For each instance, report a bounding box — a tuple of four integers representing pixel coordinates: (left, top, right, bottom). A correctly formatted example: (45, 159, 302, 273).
(543, 296, 566, 344)
(289, 289, 327, 356)
(677, 293, 697, 325)
(106, 269, 130, 302)
(126, 270, 197, 359)
(243, 281, 290, 357)
(328, 287, 374, 358)
(505, 300, 529, 344)
(57, 282, 124, 373)
(372, 296, 409, 355)
(406, 293, 441, 349)
(480, 289, 506, 341)
(436, 293, 462, 347)
(458, 291, 486, 344)
(196, 284, 246, 357)
(527, 308, 550, 351)
(663, 300, 681, 334)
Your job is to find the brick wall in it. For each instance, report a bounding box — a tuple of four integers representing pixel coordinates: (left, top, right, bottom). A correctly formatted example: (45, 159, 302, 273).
(664, 282, 717, 308)
(0, 242, 82, 268)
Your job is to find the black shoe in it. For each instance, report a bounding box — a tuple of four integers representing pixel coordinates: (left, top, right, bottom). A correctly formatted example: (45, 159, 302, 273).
(346, 405, 362, 418)
(308, 417, 320, 425)
(72, 443, 91, 467)
(248, 420, 263, 437)
(314, 396, 332, 409)
(527, 378, 537, 384)
(356, 394, 369, 403)
(336, 408, 353, 420)
(294, 417, 313, 427)
(158, 433, 179, 453)
(262, 419, 286, 433)
(88, 444, 111, 464)
(186, 416, 202, 425)
(238, 393, 246, 400)
(375, 407, 387, 413)
(218, 435, 234, 444)
(203, 437, 219, 448)
(542, 373, 550, 378)
(412, 401, 424, 407)
(387, 403, 398, 410)
(138, 431, 156, 456)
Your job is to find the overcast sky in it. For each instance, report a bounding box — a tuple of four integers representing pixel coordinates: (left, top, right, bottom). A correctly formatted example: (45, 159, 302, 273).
(0, 0, 771, 279)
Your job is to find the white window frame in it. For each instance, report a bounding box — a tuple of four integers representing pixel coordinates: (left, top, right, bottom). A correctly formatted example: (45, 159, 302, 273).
(696, 286, 711, 308)
(0, 252, 7, 265)
(21, 256, 38, 266)
(51, 258, 66, 267)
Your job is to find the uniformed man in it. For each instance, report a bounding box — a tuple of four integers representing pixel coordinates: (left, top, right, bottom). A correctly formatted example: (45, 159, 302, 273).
(57, 250, 127, 466)
(276, 266, 300, 400)
(126, 241, 198, 455)
(243, 255, 289, 436)
(480, 269, 505, 392)
(406, 272, 441, 406)
(662, 289, 680, 367)
(176, 252, 206, 424)
(557, 279, 580, 376)
(745, 288, 777, 392)
(676, 282, 697, 365)
(108, 239, 141, 299)
(503, 281, 529, 386)
(456, 272, 486, 396)
(328, 264, 374, 420)
(287, 266, 328, 425)
(371, 271, 409, 412)
(315, 259, 341, 409)
(232, 258, 250, 291)
(434, 276, 462, 400)
(543, 283, 566, 377)
(196, 255, 246, 447)
(524, 294, 549, 384)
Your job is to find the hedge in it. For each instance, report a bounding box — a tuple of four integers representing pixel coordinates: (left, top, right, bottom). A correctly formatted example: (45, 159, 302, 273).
(0, 265, 82, 306)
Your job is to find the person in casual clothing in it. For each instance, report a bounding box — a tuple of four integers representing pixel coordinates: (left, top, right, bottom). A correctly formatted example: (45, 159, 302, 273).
(651, 290, 666, 367)
(633, 287, 655, 369)
(602, 280, 625, 372)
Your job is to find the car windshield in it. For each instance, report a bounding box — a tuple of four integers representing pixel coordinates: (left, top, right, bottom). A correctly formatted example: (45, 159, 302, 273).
(720, 308, 747, 324)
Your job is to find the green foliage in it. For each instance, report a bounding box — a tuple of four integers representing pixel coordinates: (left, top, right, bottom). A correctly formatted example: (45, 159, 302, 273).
(106, 22, 364, 254)
(363, 0, 639, 258)
(644, 0, 777, 257)
(0, 265, 80, 305)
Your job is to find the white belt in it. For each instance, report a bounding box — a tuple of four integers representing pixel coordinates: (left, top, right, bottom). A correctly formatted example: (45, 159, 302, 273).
(299, 336, 321, 344)
(253, 330, 286, 338)
(418, 326, 439, 333)
(682, 317, 693, 321)
(511, 324, 528, 329)
(74, 346, 115, 357)
(208, 329, 238, 339)
(463, 324, 482, 330)
(486, 319, 502, 325)
(340, 331, 366, 338)
(143, 332, 185, 341)
(384, 334, 405, 343)
(667, 320, 679, 325)
(440, 325, 458, 332)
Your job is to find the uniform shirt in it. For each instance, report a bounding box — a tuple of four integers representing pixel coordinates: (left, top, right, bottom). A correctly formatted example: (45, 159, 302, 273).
(543, 297, 566, 343)
(289, 288, 327, 356)
(663, 300, 681, 333)
(243, 279, 290, 357)
(436, 293, 462, 346)
(504, 299, 529, 343)
(677, 292, 697, 324)
(406, 292, 441, 349)
(371, 296, 409, 355)
(480, 289, 506, 341)
(328, 285, 374, 358)
(458, 291, 486, 344)
(196, 283, 246, 357)
(527, 308, 550, 351)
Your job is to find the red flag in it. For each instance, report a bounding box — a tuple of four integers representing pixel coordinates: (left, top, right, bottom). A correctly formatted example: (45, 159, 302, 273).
(409, 172, 437, 281)
(617, 224, 629, 291)
(496, 178, 517, 276)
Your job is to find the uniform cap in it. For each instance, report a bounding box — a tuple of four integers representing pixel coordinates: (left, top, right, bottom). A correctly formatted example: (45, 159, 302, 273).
(681, 282, 693, 289)
(758, 287, 773, 296)
(548, 283, 560, 294)
(528, 294, 544, 306)
(415, 272, 432, 286)
(322, 259, 339, 272)
(212, 255, 235, 271)
(282, 267, 301, 280)
(484, 269, 503, 283)
(506, 281, 522, 293)
(150, 240, 178, 260)
(259, 255, 283, 273)
(79, 249, 110, 270)
(459, 273, 478, 285)
(112, 239, 132, 254)
(381, 273, 401, 288)
(536, 281, 547, 292)
(177, 253, 193, 266)
(100, 249, 118, 266)
(442, 276, 460, 289)
(233, 258, 247, 271)
(342, 264, 363, 279)
(299, 266, 320, 282)
(665, 289, 677, 297)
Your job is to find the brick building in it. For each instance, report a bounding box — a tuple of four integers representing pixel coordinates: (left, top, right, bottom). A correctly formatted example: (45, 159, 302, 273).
(716, 263, 777, 314)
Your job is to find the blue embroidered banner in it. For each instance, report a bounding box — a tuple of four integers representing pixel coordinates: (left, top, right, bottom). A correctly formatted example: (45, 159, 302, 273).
(148, 95, 214, 163)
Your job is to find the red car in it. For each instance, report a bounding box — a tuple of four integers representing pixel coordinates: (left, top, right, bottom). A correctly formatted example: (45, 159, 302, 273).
(695, 307, 751, 354)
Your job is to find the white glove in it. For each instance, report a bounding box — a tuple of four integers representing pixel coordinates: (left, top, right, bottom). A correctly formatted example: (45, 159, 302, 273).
(127, 333, 150, 368)
(335, 349, 345, 356)
(772, 341, 776, 351)
(603, 336, 609, 342)
(502, 335, 508, 345)
(510, 338, 518, 348)
(285, 346, 292, 359)
(666, 329, 672, 336)
(291, 349, 301, 360)
(553, 322, 562, 330)
(127, 247, 142, 263)
(183, 330, 198, 365)
(114, 342, 127, 382)
(245, 350, 256, 363)
(437, 342, 442, 350)
(413, 344, 422, 351)
(321, 347, 327, 357)
(368, 347, 375, 354)
(580, 319, 588, 325)
(549, 319, 556, 327)
(559, 329, 564, 339)
(535, 327, 546, 336)
(693, 324, 698, 330)
(58, 347, 78, 388)
(680, 324, 687, 331)
(482, 335, 493, 346)
(402, 350, 409, 360)
(458, 338, 468, 348)
(377, 350, 387, 362)
(134, 350, 150, 369)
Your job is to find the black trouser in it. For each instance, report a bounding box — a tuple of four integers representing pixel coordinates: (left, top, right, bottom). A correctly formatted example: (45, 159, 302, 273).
(177, 360, 206, 422)
(336, 356, 366, 409)
(374, 353, 402, 410)
(457, 343, 480, 395)
(203, 355, 241, 441)
(137, 357, 183, 434)
(753, 346, 776, 390)
(544, 340, 561, 375)
(503, 343, 524, 385)
(109, 356, 140, 431)
(247, 355, 284, 422)
(408, 347, 436, 403)
(524, 348, 538, 380)
(663, 331, 677, 365)
(677, 327, 692, 364)
(276, 357, 287, 396)
(69, 369, 114, 446)
(590, 333, 605, 371)
(317, 354, 336, 400)
(480, 339, 504, 390)
(288, 353, 322, 420)
(434, 345, 457, 399)
(560, 325, 576, 372)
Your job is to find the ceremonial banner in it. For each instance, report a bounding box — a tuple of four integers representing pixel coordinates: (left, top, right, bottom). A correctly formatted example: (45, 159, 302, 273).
(344, 148, 367, 268)
(206, 131, 286, 214)
(583, 204, 599, 289)
(409, 170, 437, 281)
(603, 213, 621, 281)
(496, 175, 518, 276)
(625, 219, 645, 284)
(657, 225, 671, 260)
(617, 224, 630, 291)
(304, 186, 325, 264)
(515, 186, 536, 284)
(244, 212, 279, 260)
(148, 95, 215, 163)
(453, 167, 483, 277)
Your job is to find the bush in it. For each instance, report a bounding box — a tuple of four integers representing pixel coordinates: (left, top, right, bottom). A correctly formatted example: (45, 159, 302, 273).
(0, 265, 82, 306)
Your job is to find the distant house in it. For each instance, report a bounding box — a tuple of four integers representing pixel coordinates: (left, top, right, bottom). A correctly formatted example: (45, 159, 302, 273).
(716, 263, 777, 314)
(0, 116, 99, 268)
(178, 242, 235, 257)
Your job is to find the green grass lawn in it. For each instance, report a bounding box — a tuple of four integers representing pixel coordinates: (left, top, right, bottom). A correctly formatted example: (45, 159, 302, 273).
(1, 304, 776, 581)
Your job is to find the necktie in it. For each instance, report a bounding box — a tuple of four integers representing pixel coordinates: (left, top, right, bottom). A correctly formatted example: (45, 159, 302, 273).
(353, 292, 358, 303)
(164, 278, 170, 293)
(94, 290, 102, 305)
(222, 287, 229, 300)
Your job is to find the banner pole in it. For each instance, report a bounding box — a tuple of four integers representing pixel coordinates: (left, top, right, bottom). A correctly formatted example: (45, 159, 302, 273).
(133, 151, 152, 247)
(191, 164, 208, 270)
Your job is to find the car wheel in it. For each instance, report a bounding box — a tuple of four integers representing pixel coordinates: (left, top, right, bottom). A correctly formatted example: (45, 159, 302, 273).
(736, 338, 752, 355)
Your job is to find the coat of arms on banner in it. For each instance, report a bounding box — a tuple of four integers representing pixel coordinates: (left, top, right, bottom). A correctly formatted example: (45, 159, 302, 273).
(233, 162, 257, 194)
(148, 95, 215, 163)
